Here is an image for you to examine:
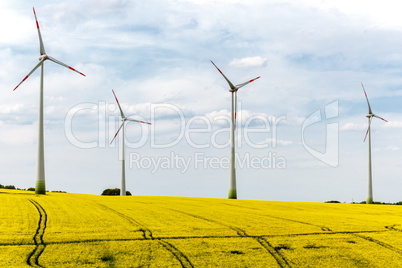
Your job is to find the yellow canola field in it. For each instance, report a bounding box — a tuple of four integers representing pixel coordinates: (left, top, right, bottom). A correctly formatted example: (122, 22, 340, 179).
(1, 189, 402, 267)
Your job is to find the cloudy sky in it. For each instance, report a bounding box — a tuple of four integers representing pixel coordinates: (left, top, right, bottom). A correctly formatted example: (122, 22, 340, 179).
(1, 0, 401, 202)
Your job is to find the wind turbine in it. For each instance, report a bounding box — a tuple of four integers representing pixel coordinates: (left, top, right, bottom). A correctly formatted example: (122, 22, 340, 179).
(13, 8, 85, 195)
(110, 90, 151, 196)
(211, 61, 260, 199)
(361, 83, 387, 204)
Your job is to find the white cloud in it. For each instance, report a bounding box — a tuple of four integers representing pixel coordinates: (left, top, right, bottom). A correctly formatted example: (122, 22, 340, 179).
(121, 103, 154, 119)
(0, 123, 36, 145)
(229, 56, 268, 68)
(298, 0, 402, 28)
(260, 138, 293, 146)
(0, 104, 25, 114)
(384, 121, 402, 128)
(205, 109, 274, 127)
(386, 145, 399, 151)
(340, 123, 366, 131)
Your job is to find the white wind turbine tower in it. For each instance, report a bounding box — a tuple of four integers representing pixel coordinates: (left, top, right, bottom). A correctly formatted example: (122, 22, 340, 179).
(13, 8, 86, 195)
(361, 83, 388, 204)
(110, 90, 152, 196)
(211, 61, 260, 199)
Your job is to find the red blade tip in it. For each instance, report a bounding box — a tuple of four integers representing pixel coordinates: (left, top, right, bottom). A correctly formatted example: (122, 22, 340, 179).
(68, 67, 85, 76)
(364, 129, 369, 142)
(210, 61, 222, 73)
(110, 133, 118, 144)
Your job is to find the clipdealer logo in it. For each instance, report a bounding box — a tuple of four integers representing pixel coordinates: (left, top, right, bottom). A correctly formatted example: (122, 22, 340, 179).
(302, 100, 339, 167)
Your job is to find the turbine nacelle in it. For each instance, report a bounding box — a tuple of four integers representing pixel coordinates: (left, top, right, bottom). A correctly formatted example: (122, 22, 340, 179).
(366, 113, 374, 118)
(39, 54, 48, 61)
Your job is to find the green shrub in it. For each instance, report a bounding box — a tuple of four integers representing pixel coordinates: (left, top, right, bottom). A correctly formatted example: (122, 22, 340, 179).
(101, 188, 131, 196)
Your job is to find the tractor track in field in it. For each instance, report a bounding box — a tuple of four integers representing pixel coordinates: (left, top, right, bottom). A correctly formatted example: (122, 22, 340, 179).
(256, 237, 291, 268)
(165, 208, 247, 236)
(164, 207, 291, 268)
(250, 210, 333, 232)
(158, 240, 194, 268)
(223, 203, 336, 231)
(4, 229, 390, 247)
(96, 203, 154, 267)
(221, 202, 262, 211)
(353, 233, 402, 256)
(27, 199, 47, 268)
(97, 203, 153, 239)
(191, 201, 334, 235)
(221, 203, 332, 232)
(262, 229, 388, 238)
(385, 224, 402, 232)
(97, 203, 193, 268)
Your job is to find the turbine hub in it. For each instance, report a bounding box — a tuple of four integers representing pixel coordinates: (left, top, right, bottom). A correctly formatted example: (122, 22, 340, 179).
(39, 54, 48, 61)
(366, 113, 373, 118)
(229, 88, 238, 92)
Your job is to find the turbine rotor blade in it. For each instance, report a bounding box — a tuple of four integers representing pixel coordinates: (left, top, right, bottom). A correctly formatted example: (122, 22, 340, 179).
(361, 82, 373, 114)
(112, 90, 125, 119)
(47, 56, 86, 76)
(235, 76, 261, 89)
(363, 128, 369, 142)
(373, 114, 388, 122)
(33, 8, 46, 55)
(126, 118, 152, 125)
(210, 60, 236, 90)
(364, 117, 372, 142)
(13, 59, 45, 91)
(110, 122, 124, 144)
